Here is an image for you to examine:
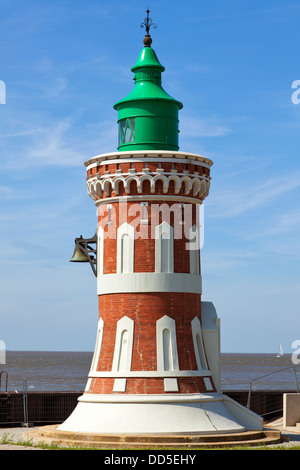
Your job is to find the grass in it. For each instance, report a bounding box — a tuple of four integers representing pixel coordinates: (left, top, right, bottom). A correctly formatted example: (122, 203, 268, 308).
(1, 431, 300, 451)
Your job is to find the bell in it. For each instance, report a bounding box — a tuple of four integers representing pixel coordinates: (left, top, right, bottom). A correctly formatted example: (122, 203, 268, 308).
(69, 245, 90, 263)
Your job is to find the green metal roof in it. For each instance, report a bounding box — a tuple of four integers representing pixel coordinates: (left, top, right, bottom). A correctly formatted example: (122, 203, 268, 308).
(113, 41, 183, 151)
(131, 46, 165, 73)
(113, 46, 183, 110)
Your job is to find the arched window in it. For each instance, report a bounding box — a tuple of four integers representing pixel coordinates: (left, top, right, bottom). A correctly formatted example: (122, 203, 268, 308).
(189, 225, 200, 275)
(90, 318, 104, 372)
(85, 317, 104, 392)
(97, 226, 104, 276)
(112, 316, 134, 372)
(157, 316, 179, 392)
(117, 330, 129, 371)
(155, 222, 174, 273)
(117, 223, 134, 274)
(156, 315, 179, 371)
(140, 202, 149, 224)
(112, 316, 134, 392)
(162, 328, 172, 371)
(191, 316, 208, 370)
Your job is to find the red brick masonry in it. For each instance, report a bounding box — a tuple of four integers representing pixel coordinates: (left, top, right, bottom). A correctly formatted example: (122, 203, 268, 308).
(88, 293, 215, 394)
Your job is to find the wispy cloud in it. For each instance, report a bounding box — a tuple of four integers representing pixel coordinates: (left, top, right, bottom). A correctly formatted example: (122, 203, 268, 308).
(24, 118, 118, 167)
(0, 185, 14, 198)
(210, 171, 300, 219)
(245, 209, 300, 240)
(180, 115, 231, 138)
(0, 111, 117, 170)
(202, 247, 258, 275)
(26, 120, 85, 166)
(40, 77, 68, 99)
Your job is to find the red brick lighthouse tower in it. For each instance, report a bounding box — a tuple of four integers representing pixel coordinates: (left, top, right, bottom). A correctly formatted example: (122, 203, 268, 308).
(59, 11, 262, 435)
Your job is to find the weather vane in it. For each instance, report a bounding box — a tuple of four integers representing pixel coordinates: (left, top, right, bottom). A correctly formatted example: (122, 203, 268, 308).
(140, 8, 157, 47)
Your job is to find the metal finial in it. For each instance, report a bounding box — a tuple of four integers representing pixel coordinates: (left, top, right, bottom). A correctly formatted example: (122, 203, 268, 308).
(140, 8, 157, 47)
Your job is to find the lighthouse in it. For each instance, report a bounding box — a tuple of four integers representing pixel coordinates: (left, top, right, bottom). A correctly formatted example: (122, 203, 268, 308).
(58, 11, 263, 436)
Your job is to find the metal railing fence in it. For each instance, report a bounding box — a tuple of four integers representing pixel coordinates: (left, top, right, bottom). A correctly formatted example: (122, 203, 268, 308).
(222, 363, 300, 418)
(0, 376, 86, 427)
(246, 365, 299, 413)
(0, 364, 299, 426)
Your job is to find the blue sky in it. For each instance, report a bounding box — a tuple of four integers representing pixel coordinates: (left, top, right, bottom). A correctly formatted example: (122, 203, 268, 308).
(0, 0, 299, 353)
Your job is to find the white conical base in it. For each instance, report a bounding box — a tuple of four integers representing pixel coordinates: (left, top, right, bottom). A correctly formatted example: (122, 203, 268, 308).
(57, 392, 263, 435)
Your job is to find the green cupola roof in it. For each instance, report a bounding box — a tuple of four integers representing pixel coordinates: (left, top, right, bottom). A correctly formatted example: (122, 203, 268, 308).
(131, 45, 165, 74)
(113, 10, 183, 152)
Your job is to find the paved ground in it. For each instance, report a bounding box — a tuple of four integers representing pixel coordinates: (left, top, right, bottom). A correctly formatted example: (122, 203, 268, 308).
(0, 421, 299, 450)
(0, 427, 46, 450)
(263, 417, 300, 448)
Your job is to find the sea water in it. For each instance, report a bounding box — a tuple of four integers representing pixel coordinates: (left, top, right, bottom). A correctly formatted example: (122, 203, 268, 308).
(0, 351, 299, 392)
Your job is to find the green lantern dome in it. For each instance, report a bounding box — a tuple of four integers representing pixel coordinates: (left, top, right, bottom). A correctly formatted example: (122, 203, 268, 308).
(113, 11, 183, 152)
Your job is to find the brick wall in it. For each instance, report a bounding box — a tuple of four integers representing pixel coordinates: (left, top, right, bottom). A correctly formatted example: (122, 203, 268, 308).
(86, 293, 216, 395)
(98, 200, 199, 274)
(85, 154, 212, 396)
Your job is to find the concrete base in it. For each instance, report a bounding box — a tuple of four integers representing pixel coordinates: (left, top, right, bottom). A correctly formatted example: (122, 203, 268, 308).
(283, 393, 300, 429)
(26, 425, 281, 449)
(56, 392, 263, 435)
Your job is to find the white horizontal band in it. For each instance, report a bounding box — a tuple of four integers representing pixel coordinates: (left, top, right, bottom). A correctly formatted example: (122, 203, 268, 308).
(78, 392, 221, 405)
(97, 273, 202, 295)
(84, 150, 213, 169)
(88, 370, 212, 378)
(95, 194, 204, 205)
(86, 158, 212, 171)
